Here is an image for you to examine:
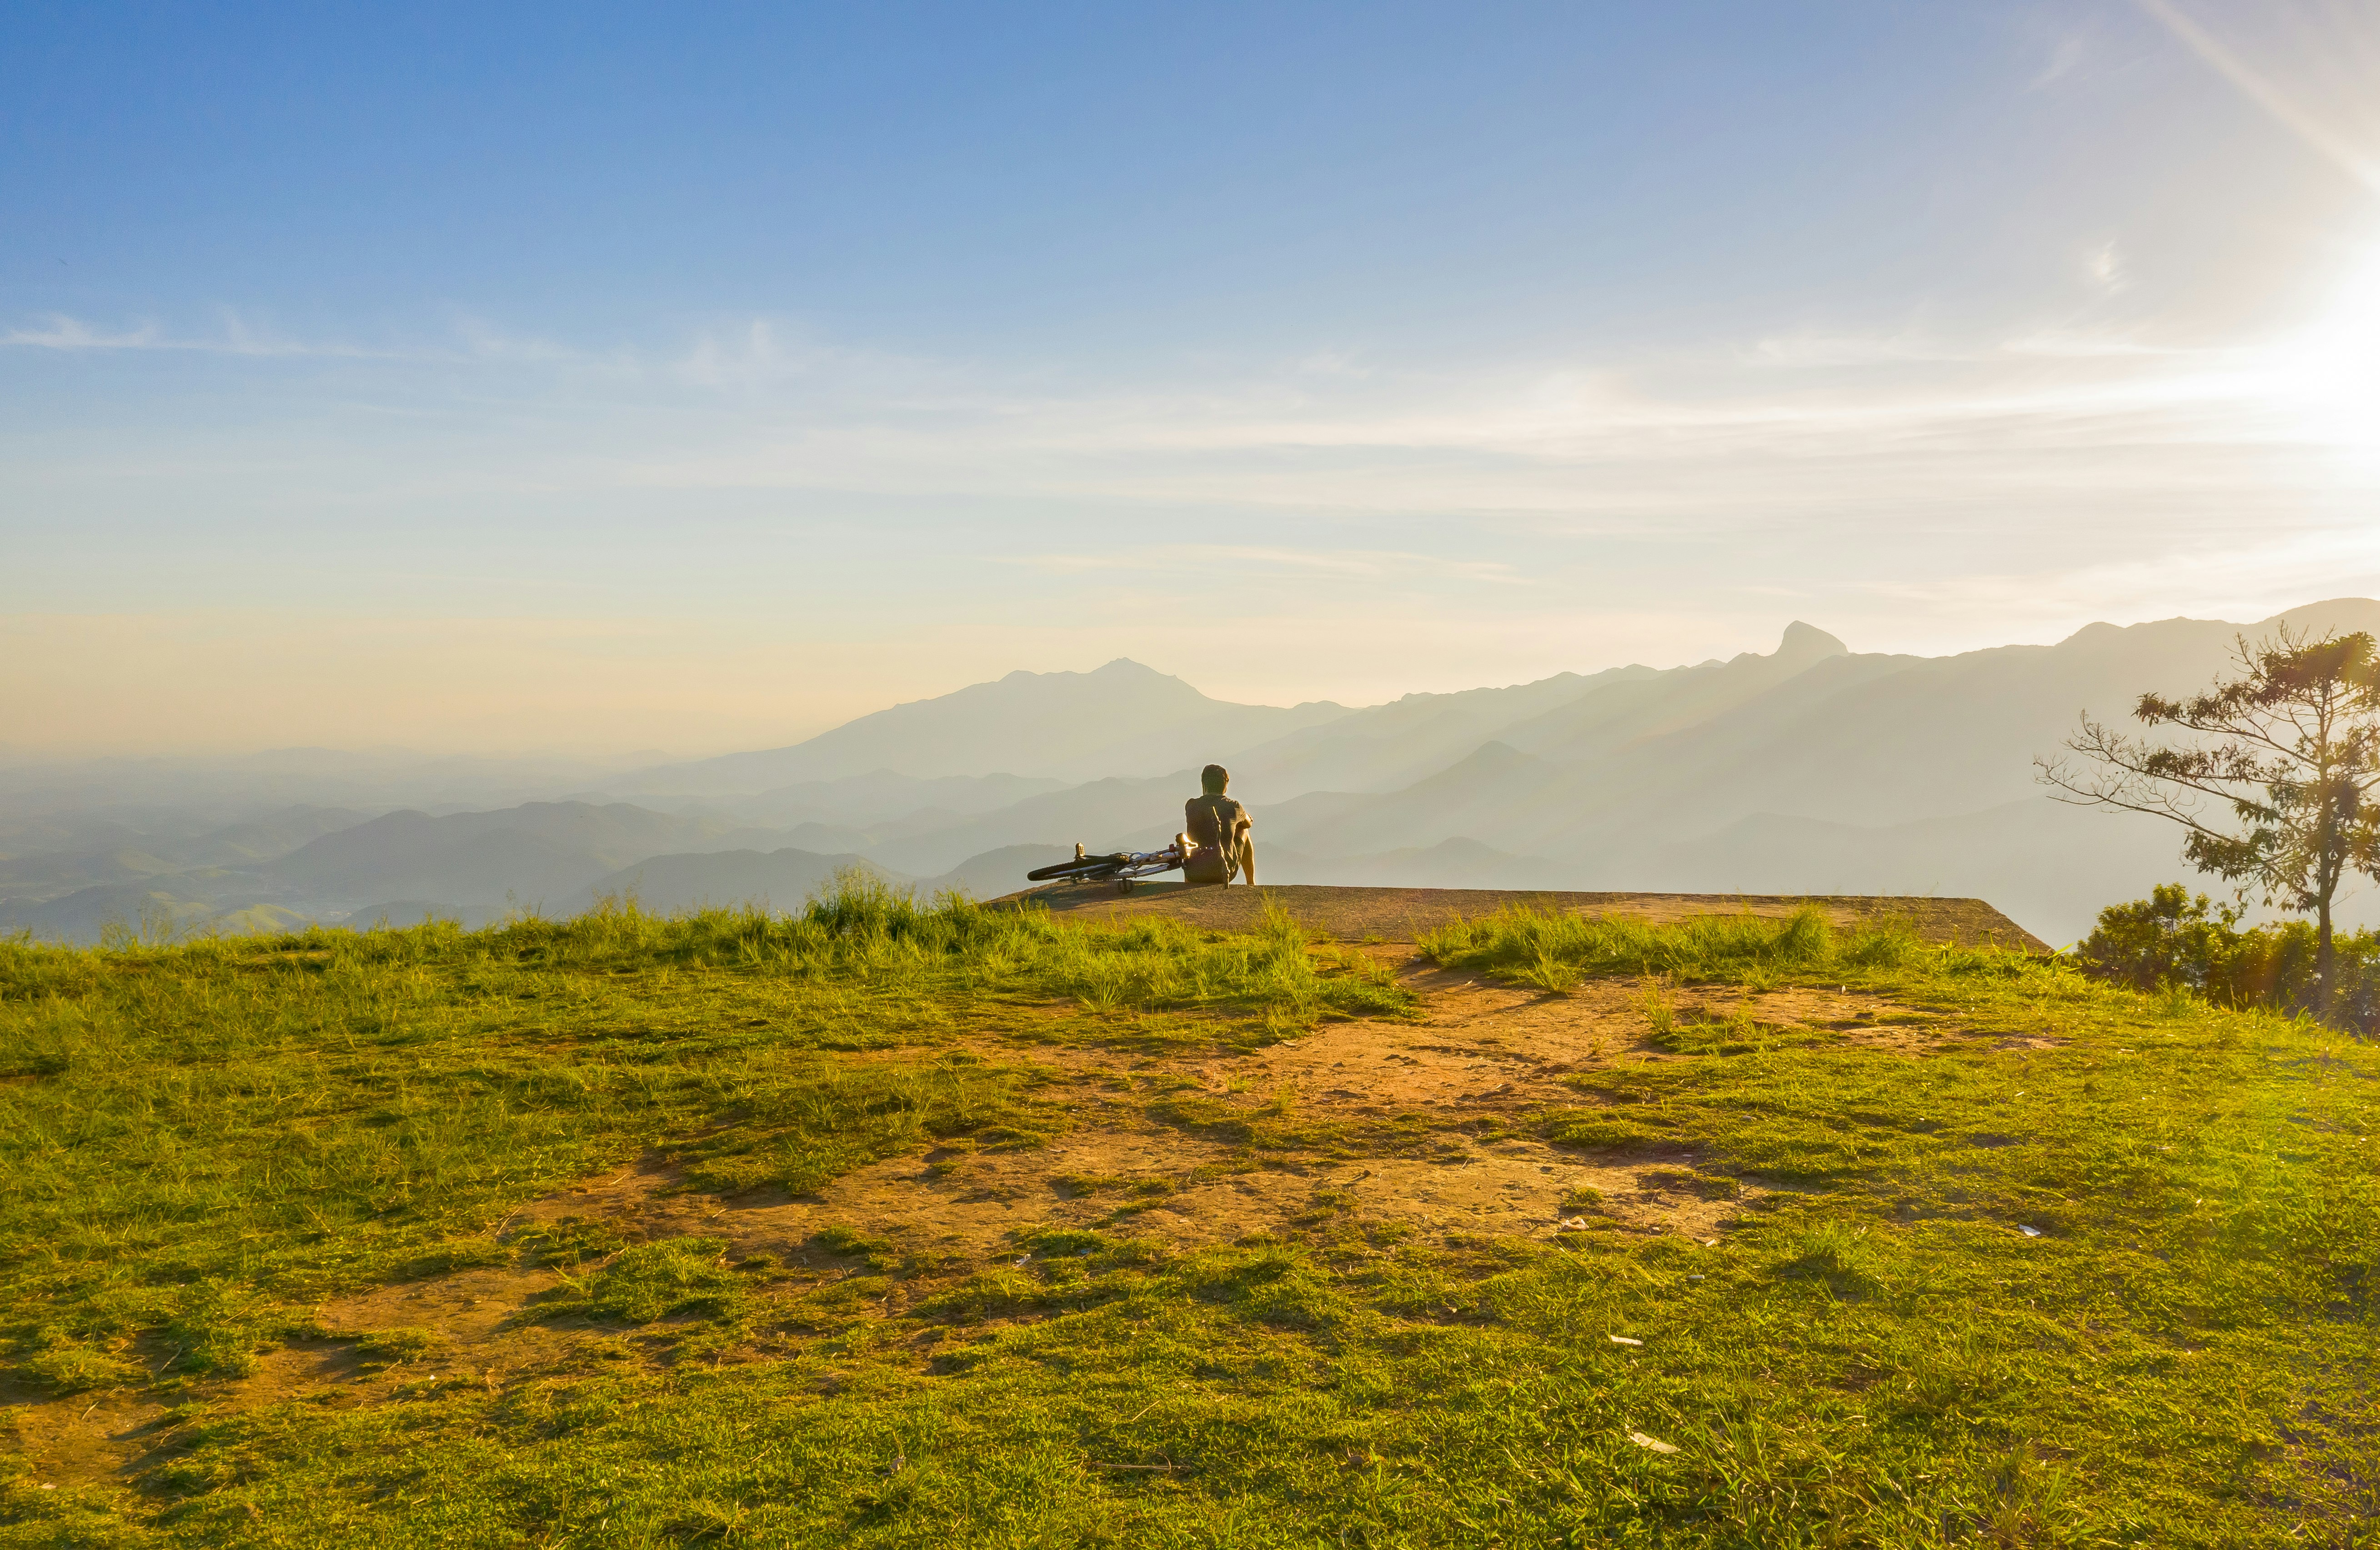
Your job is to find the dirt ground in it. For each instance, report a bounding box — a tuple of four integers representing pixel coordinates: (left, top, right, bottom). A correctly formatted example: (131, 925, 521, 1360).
(999, 883, 2050, 953)
(4, 943, 1990, 1492)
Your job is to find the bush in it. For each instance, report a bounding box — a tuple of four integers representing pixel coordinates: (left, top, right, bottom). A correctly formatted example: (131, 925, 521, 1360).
(2074, 884, 2380, 1035)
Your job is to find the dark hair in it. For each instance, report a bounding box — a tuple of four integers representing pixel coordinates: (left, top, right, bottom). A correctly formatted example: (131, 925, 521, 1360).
(1201, 764, 1229, 794)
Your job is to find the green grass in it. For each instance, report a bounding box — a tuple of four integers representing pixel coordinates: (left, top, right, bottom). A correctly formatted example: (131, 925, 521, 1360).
(1418, 899, 1909, 985)
(2, 889, 2376, 1546)
(0, 883, 1401, 1380)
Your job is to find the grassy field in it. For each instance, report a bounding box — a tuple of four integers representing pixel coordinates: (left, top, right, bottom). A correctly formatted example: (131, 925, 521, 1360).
(1, 883, 2374, 1547)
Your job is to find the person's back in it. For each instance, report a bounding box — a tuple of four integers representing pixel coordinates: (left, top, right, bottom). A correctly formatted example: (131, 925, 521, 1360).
(1181, 765, 1254, 886)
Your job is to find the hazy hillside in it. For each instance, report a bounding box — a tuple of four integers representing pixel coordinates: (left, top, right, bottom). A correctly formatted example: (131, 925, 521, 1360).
(570, 848, 891, 917)
(1215, 661, 1665, 796)
(0, 749, 645, 818)
(267, 802, 792, 913)
(619, 660, 1351, 790)
(1262, 837, 1564, 890)
(923, 844, 1077, 899)
(857, 772, 1198, 877)
(155, 805, 371, 866)
(0, 804, 380, 945)
(707, 772, 1067, 828)
(1496, 624, 1865, 766)
(1623, 799, 2186, 945)
(566, 842, 1082, 916)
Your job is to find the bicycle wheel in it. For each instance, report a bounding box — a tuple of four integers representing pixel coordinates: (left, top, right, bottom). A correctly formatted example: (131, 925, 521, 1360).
(1027, 857, 1124, 883)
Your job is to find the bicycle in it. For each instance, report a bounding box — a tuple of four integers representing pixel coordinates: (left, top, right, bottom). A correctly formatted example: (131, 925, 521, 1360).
(1025, 840, 1188, 891)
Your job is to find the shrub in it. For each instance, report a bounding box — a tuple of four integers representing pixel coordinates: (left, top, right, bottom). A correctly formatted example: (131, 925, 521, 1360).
(2074, 884, 2380, 1035)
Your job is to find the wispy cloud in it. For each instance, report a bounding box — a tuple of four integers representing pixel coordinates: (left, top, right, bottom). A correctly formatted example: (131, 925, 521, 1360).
(2084, 238, 2129, 292)
(2, 310, 413, 360)
(2028, 30, 2089, 91)
(3, 291, 2362, 566)
(1, 308, 621, 367)
(4, 316, 168, 351)
(1286, 350, 1373, 381)
(1997, 326, 2180, 360)
(1, 298, 2288, 468)
(1741, 331, 1965, 369)
(665, 318, 977, 397)
(449, 316, 606, 368)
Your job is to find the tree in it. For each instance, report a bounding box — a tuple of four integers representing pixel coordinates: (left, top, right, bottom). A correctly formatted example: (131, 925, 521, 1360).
(2034, 626, 2380, 1012)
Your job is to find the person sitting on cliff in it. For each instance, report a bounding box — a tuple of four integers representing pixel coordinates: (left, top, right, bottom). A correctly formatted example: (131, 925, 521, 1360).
(1179, 764, 1256, 887)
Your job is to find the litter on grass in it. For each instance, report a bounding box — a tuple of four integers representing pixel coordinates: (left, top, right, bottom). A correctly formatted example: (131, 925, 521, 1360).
(1609, 1335, 1643, 1346)
(2017, 1225, 2043, 1238)
(1628, 1432, 1680, 1455)
(1557, 1217, 1591, 1230)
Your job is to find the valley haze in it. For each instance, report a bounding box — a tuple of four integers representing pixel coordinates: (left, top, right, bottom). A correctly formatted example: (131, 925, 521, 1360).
(12, 600, 2376, 950)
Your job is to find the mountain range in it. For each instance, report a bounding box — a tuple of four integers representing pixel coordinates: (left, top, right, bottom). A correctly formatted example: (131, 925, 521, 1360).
(10, 600, 2378, 947)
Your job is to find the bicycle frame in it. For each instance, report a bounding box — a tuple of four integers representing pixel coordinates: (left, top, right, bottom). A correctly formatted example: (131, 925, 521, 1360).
(1024, 843, 1186, 888)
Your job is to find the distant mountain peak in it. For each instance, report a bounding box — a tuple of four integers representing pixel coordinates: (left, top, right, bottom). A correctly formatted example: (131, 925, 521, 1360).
(1777, 621, 1848, 661)
(997, 658, 1174, 684)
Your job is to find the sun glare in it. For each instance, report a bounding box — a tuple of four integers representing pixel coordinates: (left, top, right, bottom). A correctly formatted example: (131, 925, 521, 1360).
(2269, 242, 2380, 451)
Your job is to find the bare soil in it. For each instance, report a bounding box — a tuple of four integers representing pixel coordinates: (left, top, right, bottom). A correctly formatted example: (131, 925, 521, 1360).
(0, 1378, 169, 1493)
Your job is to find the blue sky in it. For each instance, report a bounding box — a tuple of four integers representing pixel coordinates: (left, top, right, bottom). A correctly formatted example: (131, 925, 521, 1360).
(6, 1, 2380, 754)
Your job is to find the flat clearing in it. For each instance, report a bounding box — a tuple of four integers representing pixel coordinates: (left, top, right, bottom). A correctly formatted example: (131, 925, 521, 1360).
(1003, 882, 2052, 953)
(0, 888, 2371, 1546)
